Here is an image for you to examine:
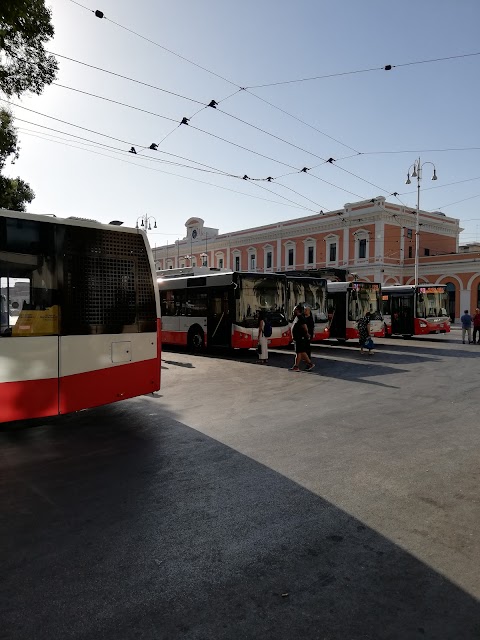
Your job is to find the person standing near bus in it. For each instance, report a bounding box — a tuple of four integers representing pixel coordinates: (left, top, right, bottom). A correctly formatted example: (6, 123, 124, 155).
(473, 308, 480, 344)
(304, 305, 315, 359)
(257, 310, 268, 364)
(291, 305, 315, 371)
(357, 311, 373, 355)
(461, 309, 473, 344)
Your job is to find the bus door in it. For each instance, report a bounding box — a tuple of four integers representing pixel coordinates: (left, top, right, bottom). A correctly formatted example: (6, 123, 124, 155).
(327, 293, 346, 339)
(207, 289, 231, 346)
(391, 295, 414, 335)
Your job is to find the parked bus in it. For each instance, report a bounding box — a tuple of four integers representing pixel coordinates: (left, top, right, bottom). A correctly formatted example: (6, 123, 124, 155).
(382, 284, 450, 336)
(158, 270, 291, 350)
(0, 209, 161, 424)
(286, 276, 329, 341)
(327, 281, 384, 340)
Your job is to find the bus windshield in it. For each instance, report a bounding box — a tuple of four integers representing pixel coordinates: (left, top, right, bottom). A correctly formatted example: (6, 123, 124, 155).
(237, 275, 287, 328)
(348, 284, 381, 321)
(416, 290, 449, 318)
(289, 280, 327, 323)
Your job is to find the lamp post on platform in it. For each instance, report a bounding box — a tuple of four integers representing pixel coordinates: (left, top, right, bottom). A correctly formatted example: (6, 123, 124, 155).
(405, 158, 437, 286)
(135, 214, 157, 231)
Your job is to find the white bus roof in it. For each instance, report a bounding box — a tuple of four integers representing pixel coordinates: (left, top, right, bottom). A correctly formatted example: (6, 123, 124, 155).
(327, 281, 380, 292)
(0, 208, 142, 235)
(382, 284, 445, 292)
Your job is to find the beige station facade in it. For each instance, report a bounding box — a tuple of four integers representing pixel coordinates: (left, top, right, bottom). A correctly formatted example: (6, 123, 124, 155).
(152, 196, 480, 321)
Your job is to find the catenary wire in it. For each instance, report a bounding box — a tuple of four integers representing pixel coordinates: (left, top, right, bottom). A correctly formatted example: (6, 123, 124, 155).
(247, 51, 480, 89)
(66, 0, 241, 89)
(11, 115, 255, 178)
(62, 2, 480, 198)
(45, 82, 386, 198)
(400, 175, 480, 195)
(18, 128, 317, 212)
(436, 193, 480, 209)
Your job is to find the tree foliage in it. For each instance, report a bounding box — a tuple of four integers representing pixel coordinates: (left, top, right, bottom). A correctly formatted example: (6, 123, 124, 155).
(0, 174, 35, 211)
(0, 0, 58, 97)
(0, 108, 34, 211)
(0, 108, 19, 169)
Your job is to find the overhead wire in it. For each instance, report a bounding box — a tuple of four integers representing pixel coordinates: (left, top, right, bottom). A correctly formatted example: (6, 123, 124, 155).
(400, 175, 480, 195)
(63, 0, 480, 209)
(45, 81, 379, 198)
(66, 0, 241, 88)
(59, 5, 370, 157)
(436, 193, 480, 209)
(17, 128, 317, 212)
(246, 51, 480, 89)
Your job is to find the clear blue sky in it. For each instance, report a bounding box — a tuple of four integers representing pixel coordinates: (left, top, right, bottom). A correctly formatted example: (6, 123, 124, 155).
(5, 0, 480, 246)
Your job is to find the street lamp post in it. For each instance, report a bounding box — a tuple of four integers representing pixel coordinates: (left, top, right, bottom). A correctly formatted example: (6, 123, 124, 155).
(200, 252, 208, 267)
(405, 158, 437, 286)
(136, 214, 157, 231)
(183, 254, 192, 267)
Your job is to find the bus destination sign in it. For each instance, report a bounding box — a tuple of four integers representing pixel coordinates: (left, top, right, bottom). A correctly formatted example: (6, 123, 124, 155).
(419, 287, 445, 294)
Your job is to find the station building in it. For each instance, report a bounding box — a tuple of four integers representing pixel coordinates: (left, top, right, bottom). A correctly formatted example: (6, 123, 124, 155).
(152, 196, 480, 321)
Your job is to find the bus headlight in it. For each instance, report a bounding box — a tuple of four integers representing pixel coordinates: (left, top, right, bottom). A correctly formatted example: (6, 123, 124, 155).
(419, 320, 428, 328)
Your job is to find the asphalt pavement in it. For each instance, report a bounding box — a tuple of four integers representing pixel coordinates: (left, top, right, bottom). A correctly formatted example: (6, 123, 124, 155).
(1, 336, 479, 639)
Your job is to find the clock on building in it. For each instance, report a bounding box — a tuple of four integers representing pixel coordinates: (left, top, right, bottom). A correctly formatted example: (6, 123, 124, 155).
(192, 229, 198, 239)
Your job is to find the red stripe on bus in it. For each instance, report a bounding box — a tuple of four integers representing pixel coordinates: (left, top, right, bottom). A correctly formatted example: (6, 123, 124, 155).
(157, 318, 162, 389)
(162, 330, 189, 345)
(0, 378, 59, 423)
(59, 357, 160, 415)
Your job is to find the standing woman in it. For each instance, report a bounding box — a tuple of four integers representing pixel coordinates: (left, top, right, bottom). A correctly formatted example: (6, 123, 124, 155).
(304, 305, 315, 359)
(357, 311, 373, 355)
(257, 310, 269, 364)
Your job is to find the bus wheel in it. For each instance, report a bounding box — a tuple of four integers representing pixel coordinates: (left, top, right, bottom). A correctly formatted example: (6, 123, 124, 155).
(188, 326, 204, 351)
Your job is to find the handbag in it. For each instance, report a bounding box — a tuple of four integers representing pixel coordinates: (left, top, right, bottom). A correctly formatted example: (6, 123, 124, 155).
(365, 337, 374, 350)
(256, 343, 262, 355)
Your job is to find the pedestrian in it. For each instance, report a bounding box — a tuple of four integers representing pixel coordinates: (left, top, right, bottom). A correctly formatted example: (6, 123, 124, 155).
(256, 310, 268, 364)
(304, 305, 315, 359)
(291, 305, 315, 371)
(460, 309, 473, 344)
(357, 311, 374, 355)
(473, 308, 480, 345)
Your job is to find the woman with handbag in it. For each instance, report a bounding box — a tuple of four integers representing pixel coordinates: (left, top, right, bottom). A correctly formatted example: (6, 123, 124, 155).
(357, 311, 374, 355)
(257, 310, 269, 364)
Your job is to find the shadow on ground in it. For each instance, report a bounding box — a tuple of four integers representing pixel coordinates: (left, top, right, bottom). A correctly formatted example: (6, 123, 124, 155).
(165, 345, 405, 389)
(1, 404, 479, 639)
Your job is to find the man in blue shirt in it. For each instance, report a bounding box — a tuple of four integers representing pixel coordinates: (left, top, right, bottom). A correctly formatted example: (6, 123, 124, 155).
(460, 309, 473, 344)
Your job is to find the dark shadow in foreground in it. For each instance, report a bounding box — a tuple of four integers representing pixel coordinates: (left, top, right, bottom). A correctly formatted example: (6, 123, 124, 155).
(0, 404, 479, 640)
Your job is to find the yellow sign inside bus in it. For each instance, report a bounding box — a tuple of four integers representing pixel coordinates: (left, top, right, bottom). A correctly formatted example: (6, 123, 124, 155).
(12, 305, 60, 336)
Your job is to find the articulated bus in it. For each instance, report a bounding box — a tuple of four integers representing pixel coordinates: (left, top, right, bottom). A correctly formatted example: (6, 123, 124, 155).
(327, 281, 384, 340)
(382, 284, 450, 336)
(0, 210, 161, 424)
(286, 276, 329, 341)
(158, 270, 291, 350)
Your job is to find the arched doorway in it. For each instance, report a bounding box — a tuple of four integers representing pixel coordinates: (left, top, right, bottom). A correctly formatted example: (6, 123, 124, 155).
(446, 282, 456, 323)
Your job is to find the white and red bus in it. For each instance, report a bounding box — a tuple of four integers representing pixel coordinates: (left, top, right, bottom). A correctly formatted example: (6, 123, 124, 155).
(158, 270, 291, 350)
(286, 275, 329, 341)
(382, 284, 450, 336)
(0, 209, 161, 424)
(326, 281, 384, 340)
